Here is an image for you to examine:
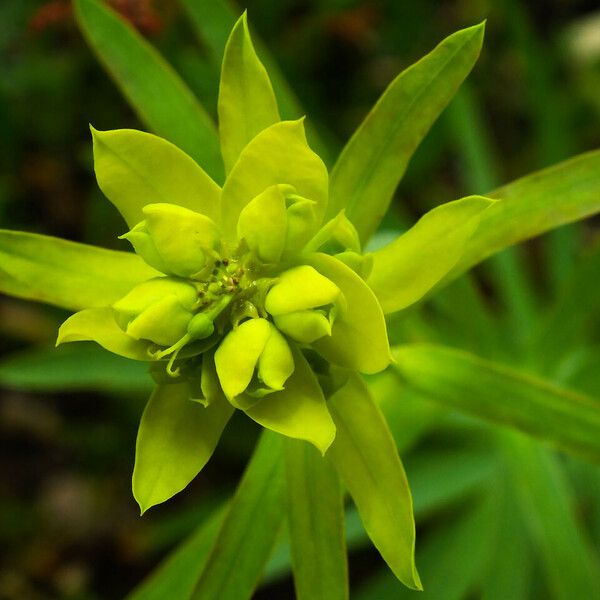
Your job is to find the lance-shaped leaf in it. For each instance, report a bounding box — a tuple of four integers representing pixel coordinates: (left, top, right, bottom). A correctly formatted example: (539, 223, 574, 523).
(126, 505, 227, 600)
(327, 374, 421, 590)
(133, 382, 233, 513)
(179, 0, 334, 165)
(57, 307, 152, 361)
(191, 431, 285, 600)
(284, 438, 348, 600)
(328, 22, 485, 243)
(74, 0, 223, 181)
(368, 196, 493, 314)
(220, 120, 328, 239)
(393, 344, 600, 462)
(503, 434, 600, 599)
(219, 12, 280, 174)
(0, 345, 152, 394)
(448, 149, 600, 279)
(0, 230, 158, 311)
(309, 253, 390, 374)
(245, 347, 336, 454)
(92, 128, 221, 227)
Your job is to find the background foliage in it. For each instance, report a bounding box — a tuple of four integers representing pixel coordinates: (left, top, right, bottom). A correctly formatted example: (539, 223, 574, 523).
(1, 0, 600, 598)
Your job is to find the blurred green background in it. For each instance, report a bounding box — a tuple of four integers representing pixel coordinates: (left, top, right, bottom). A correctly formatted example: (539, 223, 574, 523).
(1, 1, 600, 598)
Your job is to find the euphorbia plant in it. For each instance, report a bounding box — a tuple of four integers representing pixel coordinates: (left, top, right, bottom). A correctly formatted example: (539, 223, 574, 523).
(4, 4, 600, 598)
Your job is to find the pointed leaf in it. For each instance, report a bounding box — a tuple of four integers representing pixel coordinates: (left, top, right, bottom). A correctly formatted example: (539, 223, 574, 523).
(0, 344, 152, 394)
(0, 230, 157, 311)
(191, 431, 285, 600)
(449, 149, 600, 279)
(92, 128, 221, 227)
(284, 438, 348, 600)
(74, 0, 223, 181)
(57, 307, 152, 361)
(328, 22, 485, 243)
(126, 505, 227, 600)
(327, 373, 421, 590)
(133, 382, 233, 513)
(220, 120, 328, 239)
(354, 490, 498, 600)
(393, 344, 600, 462)
(309, 253, 390, 374)
(219, 12, 280, 173)
(503, 434, 600, 599)
(368, 196, 493, 314)
(179, 0, 332, 163)
(245, 347, 335, 454)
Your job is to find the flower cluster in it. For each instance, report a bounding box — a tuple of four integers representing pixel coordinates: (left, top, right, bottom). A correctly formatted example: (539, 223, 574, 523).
(58, 119, 390, 456)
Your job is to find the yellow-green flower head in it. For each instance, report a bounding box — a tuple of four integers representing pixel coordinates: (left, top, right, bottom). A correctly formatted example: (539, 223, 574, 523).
(57, 13, 394, 495)
(59, 113, 392, 460)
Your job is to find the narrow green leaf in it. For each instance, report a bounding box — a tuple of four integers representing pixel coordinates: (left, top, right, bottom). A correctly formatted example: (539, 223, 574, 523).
(91, 128, 221, 227)
(179, 0, 333, 163)
(502, 433, 600, 599)
(0, 344, 152, 394)
(327, 373, 421, 590)
(74, 0, 223, 181)
(284, 438, 348, 600)
(309, 253, 390, 374)
(133, 383, 233, 513)
(355, 491, 499, 600)
(126, 506, 227, 600)
(368, 196, 493, 314)
(449, 149, 600, 279)
(245, 346, 336, 454)
(0, 230, 157, 311)
(328, 22, 485, 242)
(218, 12, 280, 174)
(406, 447, 497, 519)
(191, 431, 285, 600)
(393, 344, 600, 462)
(220, 119, 328, 240)
(480, 475, 533, 600)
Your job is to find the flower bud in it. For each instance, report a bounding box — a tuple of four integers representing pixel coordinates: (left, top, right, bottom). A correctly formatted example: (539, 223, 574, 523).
(265, 265, 341, 315)
(121, 203, 219, 277)
(283, 194, 318, 255)
(237, 186, 318, 263)
(214, 318, 294, 406)
(112, 277, 198, 346)
(273, 309, 332, 344)
(265, 265, 342, 344)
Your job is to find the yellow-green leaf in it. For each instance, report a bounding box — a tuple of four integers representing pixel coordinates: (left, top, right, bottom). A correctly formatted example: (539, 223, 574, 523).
(327, 374, 421, 590)
(218, 12, 280, 174)
(92, 128, 221, 227)
(328, 22, 485, 243)
(309, 253, 390, 374)
(133, 382, 233, 513)
(245, 347, 336, 454)
(0, 230, 158, 311)
(368, 196, 493, 314)
(284, 438, 348, 600)
(190, 431, 285, 599)
(220, 120, 328, 240)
